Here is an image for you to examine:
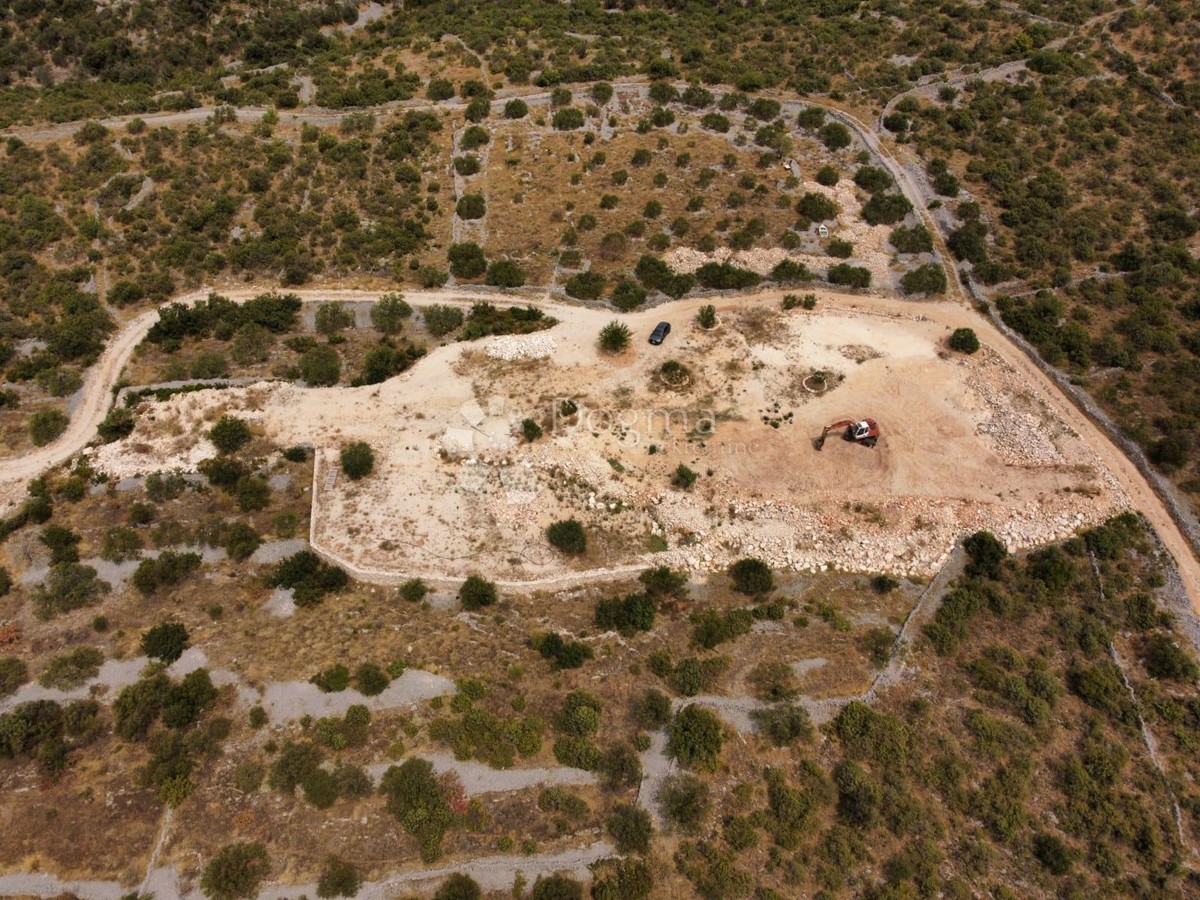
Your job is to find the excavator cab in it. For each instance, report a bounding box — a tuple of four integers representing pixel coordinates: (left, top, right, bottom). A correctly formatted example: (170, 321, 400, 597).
(850, 421, 873, 441)
(814, 417, 879, 450)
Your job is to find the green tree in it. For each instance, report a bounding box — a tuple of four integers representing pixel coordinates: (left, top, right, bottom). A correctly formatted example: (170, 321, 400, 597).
(142, 622, 189, 663)
(697, 305, 717, 329)
(340, 442, 375, 480)
(200, 843, 270, 900)
(209, 416, 251, 454)
(371, 294, 412, 334)
(448, 242, 486, 278)
(300, 345, 341, 386)
(456, 194, 486, 220)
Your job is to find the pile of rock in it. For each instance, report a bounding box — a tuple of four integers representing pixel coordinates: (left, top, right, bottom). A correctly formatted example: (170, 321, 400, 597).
(485, 334, 557, 361)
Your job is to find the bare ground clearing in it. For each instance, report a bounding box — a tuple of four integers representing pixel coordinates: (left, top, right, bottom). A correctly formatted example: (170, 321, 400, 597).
(82, 290, 1128, 588)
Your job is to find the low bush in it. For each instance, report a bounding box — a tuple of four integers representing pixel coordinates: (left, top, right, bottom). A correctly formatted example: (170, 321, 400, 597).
(458, 574, 497, 610)
(546, 519, 586, 554)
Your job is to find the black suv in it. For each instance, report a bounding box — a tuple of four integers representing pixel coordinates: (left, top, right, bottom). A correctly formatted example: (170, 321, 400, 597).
(649, 321, 671, 345)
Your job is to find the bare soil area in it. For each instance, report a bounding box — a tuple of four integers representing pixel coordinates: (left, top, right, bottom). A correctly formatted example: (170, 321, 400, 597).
(85, 292, 1129, 584)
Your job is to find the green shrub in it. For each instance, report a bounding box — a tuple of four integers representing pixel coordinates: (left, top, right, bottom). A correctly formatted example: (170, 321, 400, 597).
(299, 345, 341, 386)
(552, 107, 585, 130)
(267, 551, 348, 608)
(0, 656, 28, 699)
(459, 574, 498, 610)
(796, 192, 838, 222)
(751, 703, 813, 746)
(890, 224, 933, 254)
(531, 875, 583, 900)
(631, 688, 672, 729)
(29, 409, 68, 446)
(448, 241, 486, 278)
(522, 418, 543, 442)
(949, 328, 980, 354)
(697, 304, 717, 329)
(380, 757, 458, 861)
(38, 647, 103, 690)
(400, 578, 428, 603)
(827, 263, 872, 288)
(370, 293, 412, 334)
(142, 622, 189, 663)
(964, 531, 1007, 578)
(1142, 635, 1199, 681)
(611, 279, 647, 311)
(340, 441, 374, 480)
(311, 664, 351, 693)
(901, 263, 947, 295)
(456, 194, 486, 220)
(608, 803, 653, 854)
(667, 705, 724, 769)
(729, 557, 773, 595)
(599, 320, 631, 353)
(595, 593, 656, 636)
(691, 608, 753, 649)
(819, 122, 852, 150)
(565, 271, 606, 300)
(355, 662, 390, 696)
(32, 562, 111, 619)
(315, 303, 354, 335)
(200, 843, 270, 900)
(862, 193, 913, 225)
(316, 857, 359, 898)
(423, 304, 464, 337)
(546, 519, 586, 554)
(132, 550, 202, 596)
(658, 772, 711, 832)
(672, 464, 698, 490)
(503, 99, 528, 119)
(533, 632, 593, 670)
(485, 259, 526, 287)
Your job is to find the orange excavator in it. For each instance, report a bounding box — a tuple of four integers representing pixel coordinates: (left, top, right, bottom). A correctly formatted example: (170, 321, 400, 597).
(814, 418, 880, 451)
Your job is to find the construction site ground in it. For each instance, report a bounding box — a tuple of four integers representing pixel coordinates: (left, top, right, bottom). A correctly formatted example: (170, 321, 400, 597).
(81, 288, 1131, 587)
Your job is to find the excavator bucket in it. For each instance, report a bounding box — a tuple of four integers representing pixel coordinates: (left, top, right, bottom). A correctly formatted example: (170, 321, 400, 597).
(813, 433, 827, 451)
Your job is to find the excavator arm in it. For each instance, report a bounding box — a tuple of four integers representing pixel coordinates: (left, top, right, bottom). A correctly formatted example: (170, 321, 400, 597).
(813, 419, 855, 451)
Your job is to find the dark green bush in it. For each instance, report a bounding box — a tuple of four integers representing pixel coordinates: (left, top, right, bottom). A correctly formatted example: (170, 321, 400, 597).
(200, 843, 270, 900)
(459, 574, 498, 610)
(340, 441, 374, 480)
(729, 557, 773, 595)
(546, 519, 586, 554)
(667, 705, 724, 769)
(142, 622, 189, 663)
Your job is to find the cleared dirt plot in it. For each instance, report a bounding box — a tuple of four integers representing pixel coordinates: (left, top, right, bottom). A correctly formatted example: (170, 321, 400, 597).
(84, 290, 1128, 586)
